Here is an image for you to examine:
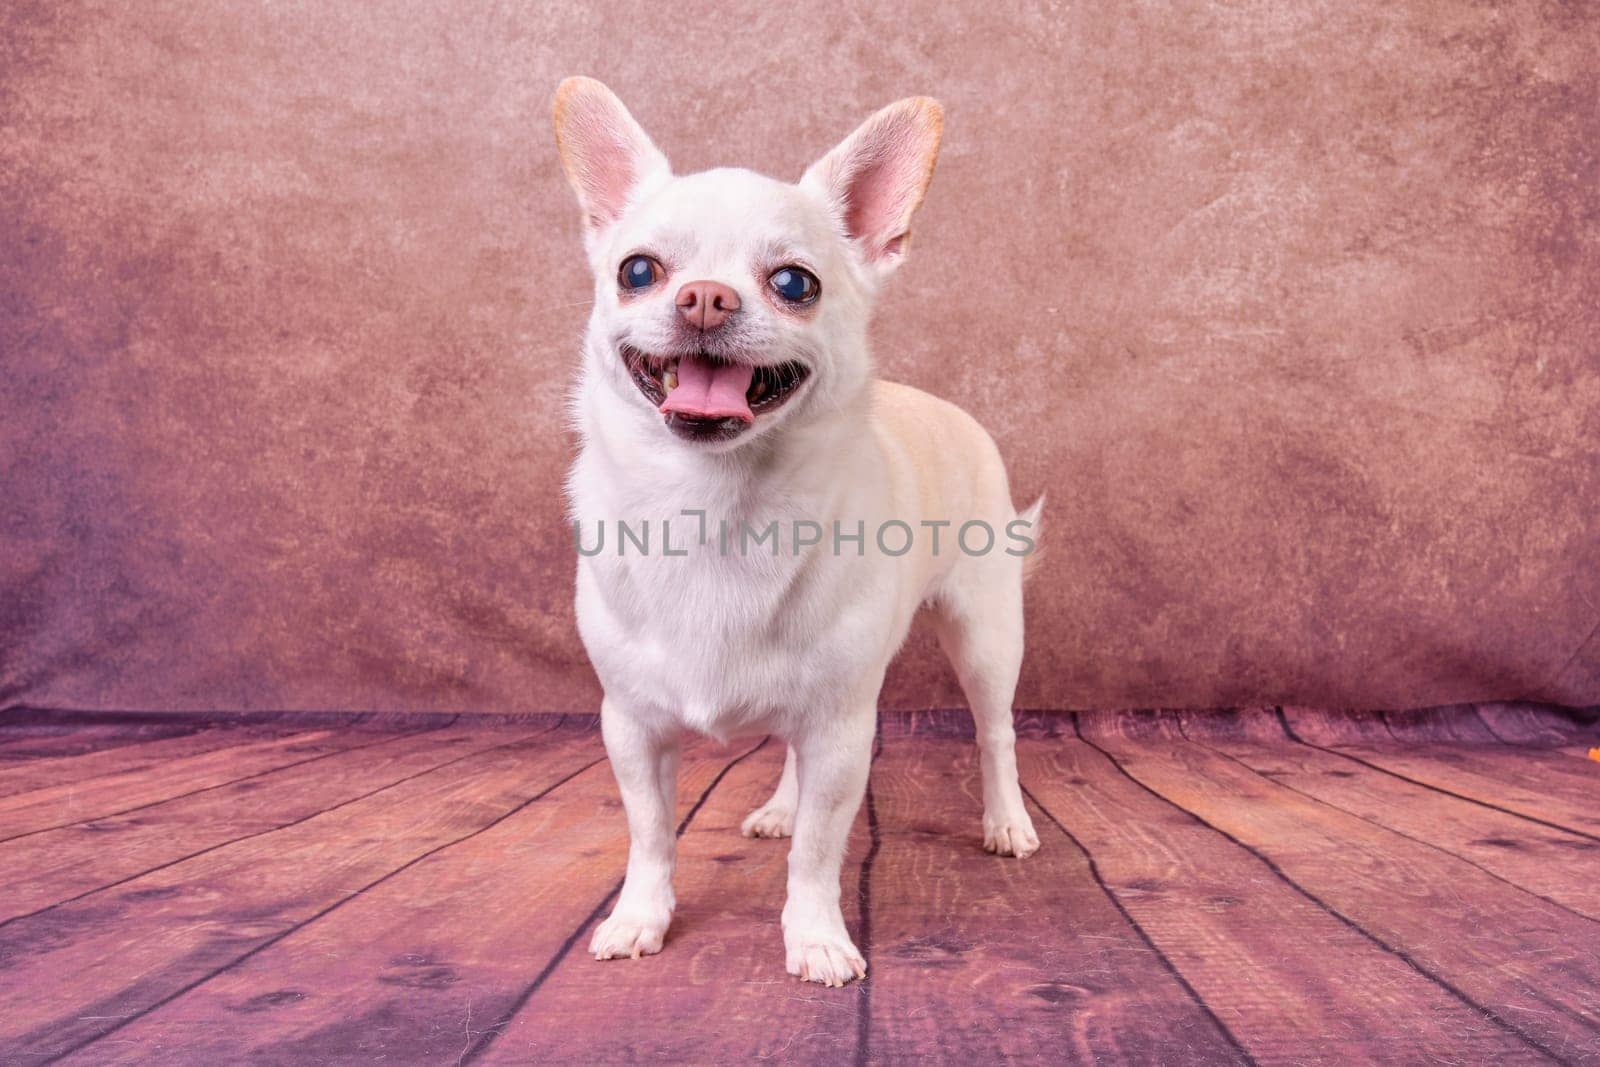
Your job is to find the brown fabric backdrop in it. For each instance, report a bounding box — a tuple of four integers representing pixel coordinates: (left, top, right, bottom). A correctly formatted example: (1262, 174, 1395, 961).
(3, 2, 1598, 714)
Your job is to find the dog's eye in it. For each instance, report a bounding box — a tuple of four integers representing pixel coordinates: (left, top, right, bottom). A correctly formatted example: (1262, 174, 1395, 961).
(768, 266, 820, 305)
(618, 255, 663, 291)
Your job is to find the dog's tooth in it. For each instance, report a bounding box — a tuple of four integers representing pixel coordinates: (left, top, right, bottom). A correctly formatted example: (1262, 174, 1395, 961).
(663, 367, 678, 392)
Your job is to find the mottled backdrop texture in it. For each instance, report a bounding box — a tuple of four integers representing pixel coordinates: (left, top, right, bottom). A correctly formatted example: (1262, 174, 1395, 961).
(2, 2, 1597, 714)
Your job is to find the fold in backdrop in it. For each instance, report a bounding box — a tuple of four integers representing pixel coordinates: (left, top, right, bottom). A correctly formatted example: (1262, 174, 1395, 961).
(3, 2, 1597, 714)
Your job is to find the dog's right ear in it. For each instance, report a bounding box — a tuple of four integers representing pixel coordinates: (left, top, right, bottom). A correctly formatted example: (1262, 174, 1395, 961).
(552, 77, 672, 235)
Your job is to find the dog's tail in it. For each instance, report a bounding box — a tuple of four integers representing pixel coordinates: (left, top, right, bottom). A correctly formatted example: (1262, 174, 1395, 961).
(1017, 494, 1045, 583)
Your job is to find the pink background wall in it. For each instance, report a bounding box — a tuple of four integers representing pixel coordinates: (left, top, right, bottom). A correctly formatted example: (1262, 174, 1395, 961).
(3, 2, 1597, 713)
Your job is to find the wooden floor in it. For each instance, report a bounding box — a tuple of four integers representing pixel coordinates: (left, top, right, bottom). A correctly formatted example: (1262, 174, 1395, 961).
(0, 707, 1596, 1065)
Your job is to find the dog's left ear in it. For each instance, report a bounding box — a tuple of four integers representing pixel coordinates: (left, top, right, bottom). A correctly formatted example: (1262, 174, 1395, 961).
(552, 77, 672, 235)
(801, 97, 943, 274)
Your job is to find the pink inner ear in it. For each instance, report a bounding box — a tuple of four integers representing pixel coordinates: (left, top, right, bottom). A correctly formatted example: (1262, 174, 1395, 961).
(829, 109, 938, 261)
(842, 153, 906, 252)
(574, 130, 640, 229)
(557, 86, 663, 229)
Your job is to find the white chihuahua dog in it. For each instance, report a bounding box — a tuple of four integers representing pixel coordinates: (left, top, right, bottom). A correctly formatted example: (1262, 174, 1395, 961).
(554, 77, 1041, 987)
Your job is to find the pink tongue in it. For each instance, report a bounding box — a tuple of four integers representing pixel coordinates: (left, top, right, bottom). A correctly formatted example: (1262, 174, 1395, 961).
(659, 355, 756, 423)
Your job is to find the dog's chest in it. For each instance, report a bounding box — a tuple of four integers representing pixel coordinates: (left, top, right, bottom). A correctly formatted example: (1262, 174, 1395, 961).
(567, 427, 899, 733)
(574, 518, 895, 736)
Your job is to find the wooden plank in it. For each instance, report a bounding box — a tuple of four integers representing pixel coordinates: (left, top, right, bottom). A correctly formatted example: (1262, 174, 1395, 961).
(0, 725, 607, 1061)
(0, 721, 551, 923)
(0, 722, 207, 767)
(1283, 703, 1600, 772)
(1282, 709, 1600, 838)
(1377, 742, 1600, 795)
(1471, 704, 1598, 750)
(1018, 734, 1547, 1065)
(3, 708, 1592, 1064)
(1279, 707, 1394, 746)
(863, 732, 1246, 1065)
(1079, 714, 1600, 1062)
(1378, 708, 1600, 789)
(477, 742, 864, 1063)
(1380, 707, 1504, 744)
(46, 734, 760, 1065)
(0, 728, 390, 841)
(0, 722, 305, 801)
(1189, 723, 1600, 922)
(0, 711, 180, 741)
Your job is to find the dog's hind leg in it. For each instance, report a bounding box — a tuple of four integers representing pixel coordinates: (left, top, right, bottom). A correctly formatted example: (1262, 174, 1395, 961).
(741, 743, 798, 838)
(932, 555, 1040, 858)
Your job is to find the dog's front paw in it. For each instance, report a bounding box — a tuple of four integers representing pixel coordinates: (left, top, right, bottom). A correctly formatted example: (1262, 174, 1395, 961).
(785, 931, 867, 987)
(590, 911, 670, 961)
(740, 802, 795, 839)
(983, 811, 1041, 858)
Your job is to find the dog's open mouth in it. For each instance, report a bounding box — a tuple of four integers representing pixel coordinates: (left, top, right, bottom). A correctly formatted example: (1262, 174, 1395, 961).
(621, 346, 810, 441)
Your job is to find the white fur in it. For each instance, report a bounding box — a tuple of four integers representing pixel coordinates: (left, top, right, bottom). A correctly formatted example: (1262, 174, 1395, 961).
(554, 78, 1040, 987)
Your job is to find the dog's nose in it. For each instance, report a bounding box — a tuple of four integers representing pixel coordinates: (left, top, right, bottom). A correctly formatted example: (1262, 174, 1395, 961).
(675, 280, 741, 331)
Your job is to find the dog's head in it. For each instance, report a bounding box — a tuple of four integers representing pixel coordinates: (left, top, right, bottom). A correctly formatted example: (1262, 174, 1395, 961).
(553, 77, 942, 451)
